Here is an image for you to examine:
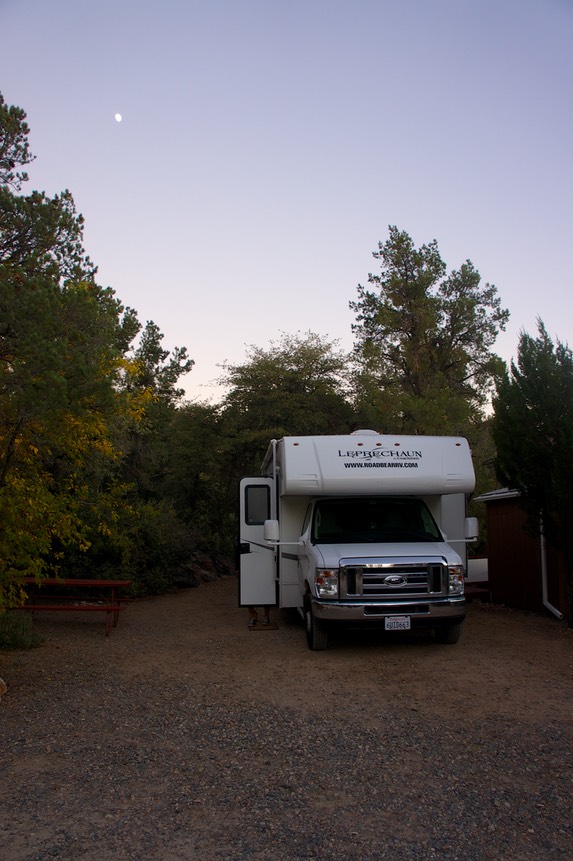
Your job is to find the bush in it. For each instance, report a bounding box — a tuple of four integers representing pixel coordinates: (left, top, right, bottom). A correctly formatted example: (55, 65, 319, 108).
(0, 611, 44, 650)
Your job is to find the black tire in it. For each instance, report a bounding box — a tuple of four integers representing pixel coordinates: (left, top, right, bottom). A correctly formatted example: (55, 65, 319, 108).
(434, 622, 462, 644)
(305, 600, 328, 650)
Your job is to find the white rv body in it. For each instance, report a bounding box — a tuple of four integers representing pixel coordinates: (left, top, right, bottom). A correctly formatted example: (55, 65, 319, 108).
(239, 430, 477, 649)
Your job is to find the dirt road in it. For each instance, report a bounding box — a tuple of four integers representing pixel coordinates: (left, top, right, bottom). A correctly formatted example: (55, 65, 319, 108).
(1, 576, 572, 860)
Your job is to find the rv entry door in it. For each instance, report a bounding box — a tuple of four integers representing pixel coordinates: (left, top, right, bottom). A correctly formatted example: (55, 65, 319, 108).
(238, 478, 277, 607)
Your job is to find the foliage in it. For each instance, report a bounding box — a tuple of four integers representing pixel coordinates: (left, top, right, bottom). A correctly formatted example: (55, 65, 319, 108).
(0, 610, 44, 649)
(350, 226, 509, 435)
(1, 255, 138, 602)
(219, 330, 354, 439)
(0, 92, 34, 191)
(0, 92, 194, 609)
(114, 320, 194, 501)
(123, 320, 193, 404)
(492, 320, 573, 620)
(161, 402, 225, 548)
(0, 187, 96, 283)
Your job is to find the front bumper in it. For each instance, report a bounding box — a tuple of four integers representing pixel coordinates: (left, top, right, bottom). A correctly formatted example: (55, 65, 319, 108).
(311, 596, 465, 625)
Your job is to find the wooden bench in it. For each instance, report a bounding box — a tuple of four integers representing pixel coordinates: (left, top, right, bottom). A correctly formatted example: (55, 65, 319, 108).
(22, 578, 133, 636)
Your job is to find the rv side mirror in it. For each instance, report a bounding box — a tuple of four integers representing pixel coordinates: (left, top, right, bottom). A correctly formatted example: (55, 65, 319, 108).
(465, 517, 479, 541)
(263, 519, 280, 542)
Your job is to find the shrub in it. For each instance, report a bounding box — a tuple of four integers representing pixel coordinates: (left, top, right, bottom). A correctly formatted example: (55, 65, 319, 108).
(0, 611, 44, 650)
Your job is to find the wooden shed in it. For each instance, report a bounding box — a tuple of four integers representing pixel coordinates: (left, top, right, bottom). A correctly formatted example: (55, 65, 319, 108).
(474, 489, 568, 620)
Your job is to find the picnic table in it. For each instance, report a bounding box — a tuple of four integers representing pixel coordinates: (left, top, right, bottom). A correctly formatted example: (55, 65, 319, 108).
(22, 578, 133, 636)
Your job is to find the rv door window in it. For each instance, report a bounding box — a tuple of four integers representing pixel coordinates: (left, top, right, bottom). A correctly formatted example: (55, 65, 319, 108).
(245, 485, 270, 525)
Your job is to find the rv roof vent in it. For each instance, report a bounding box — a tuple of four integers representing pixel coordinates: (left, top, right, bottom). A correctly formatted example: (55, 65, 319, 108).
(351, 429, 379, 436)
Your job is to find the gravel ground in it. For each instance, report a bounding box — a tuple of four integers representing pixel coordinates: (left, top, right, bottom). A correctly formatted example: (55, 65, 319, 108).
(1, 575, 572, 861)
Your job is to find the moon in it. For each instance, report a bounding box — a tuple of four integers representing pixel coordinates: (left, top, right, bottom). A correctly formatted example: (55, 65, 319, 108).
(114, 113, 123, 123)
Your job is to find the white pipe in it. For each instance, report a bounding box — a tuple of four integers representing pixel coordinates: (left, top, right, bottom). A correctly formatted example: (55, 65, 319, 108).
(271, 439, 277, 521)
(540, 517, 563, 620)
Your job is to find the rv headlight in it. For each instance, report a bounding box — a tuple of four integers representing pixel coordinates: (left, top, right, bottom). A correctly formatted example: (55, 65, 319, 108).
(315, 569, 339, 599)
(448, 565, 465, 595)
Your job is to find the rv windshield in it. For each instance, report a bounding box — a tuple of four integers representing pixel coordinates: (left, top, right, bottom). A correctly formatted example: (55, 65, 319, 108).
(312, 497, 442, 544)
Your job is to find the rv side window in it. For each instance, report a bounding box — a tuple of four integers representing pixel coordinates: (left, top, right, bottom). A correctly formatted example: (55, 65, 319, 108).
(420, 504, 440, 536)
(300, 504, 313, 537)
(245, 485, 270, 525)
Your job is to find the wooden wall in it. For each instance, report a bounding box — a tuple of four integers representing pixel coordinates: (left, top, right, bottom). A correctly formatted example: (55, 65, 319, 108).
(483, 497, 568, 618)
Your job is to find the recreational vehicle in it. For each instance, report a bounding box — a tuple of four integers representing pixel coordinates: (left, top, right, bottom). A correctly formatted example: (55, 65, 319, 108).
(239, 430, 478, 649)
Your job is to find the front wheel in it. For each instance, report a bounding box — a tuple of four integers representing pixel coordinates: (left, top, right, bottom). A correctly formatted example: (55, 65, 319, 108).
(434, 622, 462, 644)
(305, 600, 328, 650)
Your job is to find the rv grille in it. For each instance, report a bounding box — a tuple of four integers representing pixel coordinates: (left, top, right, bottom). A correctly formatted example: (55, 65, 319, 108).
(339, 557, 447, 600)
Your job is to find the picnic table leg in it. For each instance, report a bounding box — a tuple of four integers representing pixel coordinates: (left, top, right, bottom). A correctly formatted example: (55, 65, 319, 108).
(111, 587, 120, 628)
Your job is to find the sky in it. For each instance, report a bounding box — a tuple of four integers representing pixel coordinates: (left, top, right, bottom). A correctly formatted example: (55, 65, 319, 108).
(1, 0, 572, 402)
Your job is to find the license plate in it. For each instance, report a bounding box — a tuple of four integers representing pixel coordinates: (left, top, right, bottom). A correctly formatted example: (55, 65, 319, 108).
(385, 616, 411, 631)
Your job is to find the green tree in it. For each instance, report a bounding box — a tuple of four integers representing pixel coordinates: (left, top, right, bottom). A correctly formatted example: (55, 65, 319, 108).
(211, 332, 355, 552)
(1, 92, 200, 605)
(1, 271, 139, 601)
(50, 320, 196, 595)
(125, 320, 193, 403)
(116, 320, 193, 499)
(162, 402, 225, 550)
(220, 330, 354, 455)
(0, 92, 34, 190)
(491, 321, 573, 623)
(350, 226, 509, 434)
(48, 309, 195, 592)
